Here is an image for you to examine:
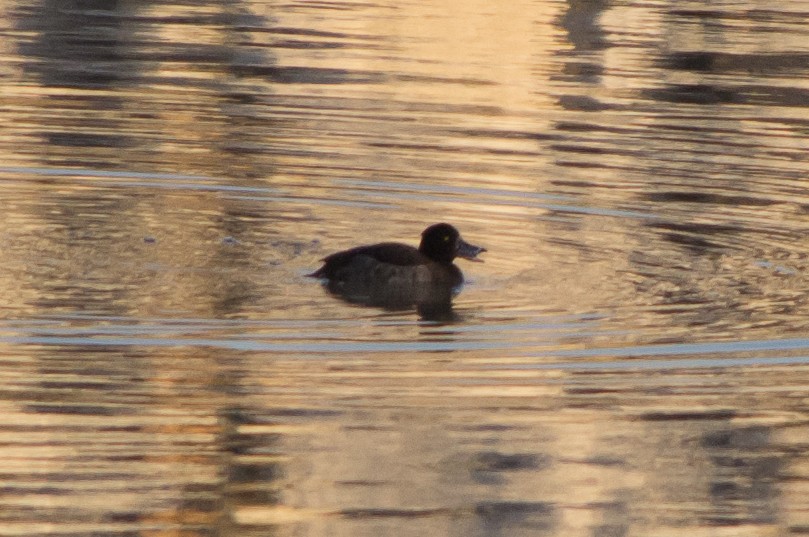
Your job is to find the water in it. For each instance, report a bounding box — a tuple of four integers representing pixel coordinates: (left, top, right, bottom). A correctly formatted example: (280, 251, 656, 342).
(1, 0, 809, 535)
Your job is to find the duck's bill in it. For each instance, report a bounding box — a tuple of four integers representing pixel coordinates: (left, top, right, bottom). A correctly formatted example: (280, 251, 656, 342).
(457, 239, 487, 262)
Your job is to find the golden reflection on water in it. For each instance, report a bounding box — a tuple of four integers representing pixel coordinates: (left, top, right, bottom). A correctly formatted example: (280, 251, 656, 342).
(1, 0, 809, 535)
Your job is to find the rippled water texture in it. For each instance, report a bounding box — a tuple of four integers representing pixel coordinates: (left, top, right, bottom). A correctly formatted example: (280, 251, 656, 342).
(1, 1, 809, 535)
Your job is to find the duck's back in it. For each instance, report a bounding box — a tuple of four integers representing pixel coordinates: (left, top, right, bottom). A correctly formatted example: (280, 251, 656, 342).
(310, 242, 426, 279)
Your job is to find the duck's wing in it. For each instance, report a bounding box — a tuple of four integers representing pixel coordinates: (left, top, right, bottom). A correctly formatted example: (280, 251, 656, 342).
(352, 243, 425, 265)
(309, 242, 424, 278)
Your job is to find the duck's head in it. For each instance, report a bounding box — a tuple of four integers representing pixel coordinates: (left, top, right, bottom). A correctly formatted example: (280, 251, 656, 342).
(419, 223, 486, 264)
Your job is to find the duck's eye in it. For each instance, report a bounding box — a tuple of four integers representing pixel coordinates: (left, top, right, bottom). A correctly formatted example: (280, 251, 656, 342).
(443, 235, 450, 242)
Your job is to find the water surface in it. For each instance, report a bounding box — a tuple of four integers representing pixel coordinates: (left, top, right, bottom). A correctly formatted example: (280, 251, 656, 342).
(1, 0, 809, 535)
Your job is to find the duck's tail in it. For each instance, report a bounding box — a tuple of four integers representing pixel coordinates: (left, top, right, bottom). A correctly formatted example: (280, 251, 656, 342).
(307, 266, 325, 278)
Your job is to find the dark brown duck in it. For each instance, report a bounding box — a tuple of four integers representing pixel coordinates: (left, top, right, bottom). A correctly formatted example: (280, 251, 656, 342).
(309, 223, 486, 308)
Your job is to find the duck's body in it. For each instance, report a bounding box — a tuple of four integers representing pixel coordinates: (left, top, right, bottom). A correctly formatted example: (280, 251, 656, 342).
(309, 223, 485, 308)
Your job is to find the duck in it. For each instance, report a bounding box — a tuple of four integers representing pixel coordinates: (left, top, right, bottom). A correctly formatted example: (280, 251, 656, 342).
(309, 223, 486, 309)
